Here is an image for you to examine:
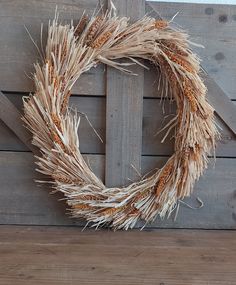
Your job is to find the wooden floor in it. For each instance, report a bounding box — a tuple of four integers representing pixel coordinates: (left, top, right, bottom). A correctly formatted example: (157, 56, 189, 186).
(0, 226, 235, 285)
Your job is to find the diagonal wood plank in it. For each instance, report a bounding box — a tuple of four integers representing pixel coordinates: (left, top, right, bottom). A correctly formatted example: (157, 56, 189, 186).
(0, 92, 36, 153)
(202, 73, 236, 136)
(105, 0, 145, 187)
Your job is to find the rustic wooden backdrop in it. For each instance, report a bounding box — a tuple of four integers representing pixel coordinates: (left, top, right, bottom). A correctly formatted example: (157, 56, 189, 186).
(0, 0, 236, 229)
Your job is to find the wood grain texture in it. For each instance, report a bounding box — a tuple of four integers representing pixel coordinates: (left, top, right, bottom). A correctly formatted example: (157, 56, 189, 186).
(0, 0, 235, 232)
(1, 0, 235, 99)
(0, 93, 106, 154)
(0, 152, 104, 226)
(147, 2, 236, 100)
(142, 99, 236, 157)
(0, 151, 235, 229)
(146, 3, 236, 136)
(0, 92, 36, 153)
(0, 0, 105, 95)
(105, 0, 145, 187)
(1, 93, 236, 157)
(203, 74, 236, 136)
(0, 225, 236, 285)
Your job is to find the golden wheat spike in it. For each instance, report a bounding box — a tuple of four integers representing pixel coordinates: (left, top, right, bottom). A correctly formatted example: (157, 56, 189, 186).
(183, 79, 198, 112)
(75, 15, 88, 38)
(90, 31, 112, 49)
(154, 20, 168, 29)
(85, 16, 103, 45)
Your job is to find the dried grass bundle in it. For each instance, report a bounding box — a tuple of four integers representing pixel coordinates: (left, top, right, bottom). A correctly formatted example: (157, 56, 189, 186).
(23, 6, 219, 230)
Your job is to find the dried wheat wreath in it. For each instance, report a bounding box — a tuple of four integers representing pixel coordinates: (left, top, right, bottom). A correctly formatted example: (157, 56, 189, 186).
(23, 9, 218, 229)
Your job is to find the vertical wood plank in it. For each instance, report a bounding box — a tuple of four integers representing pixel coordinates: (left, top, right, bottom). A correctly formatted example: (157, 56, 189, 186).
(105, 0, 145, 187)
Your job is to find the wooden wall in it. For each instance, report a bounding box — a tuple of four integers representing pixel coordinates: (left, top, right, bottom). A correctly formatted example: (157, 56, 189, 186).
(0, 0, 236, 229)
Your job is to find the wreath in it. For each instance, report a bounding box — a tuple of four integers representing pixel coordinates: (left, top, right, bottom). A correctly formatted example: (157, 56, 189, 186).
(23, 8, 218, 229)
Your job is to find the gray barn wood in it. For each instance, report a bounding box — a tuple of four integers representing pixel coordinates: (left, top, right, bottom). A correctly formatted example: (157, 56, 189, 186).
(1, 93, 236, 157)
(1, 0, 236, 99)
(0, 151, 235, 229)
(0, 92, 37, 153)
(147, 2, 236, 100)
(105, 0, 145, 187)
(0, 0, 235, 230)
(0, 1, 236, 283)
(0, 0, 105, 95)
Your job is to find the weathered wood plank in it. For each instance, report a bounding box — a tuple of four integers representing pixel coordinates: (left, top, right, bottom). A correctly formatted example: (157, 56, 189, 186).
(0, 0, 105, 95)
(147, 2, 236, 100)
(0, 1, 235, 101)
(0, 93, 106, 154)
(0, 226, 236, 285)
(0, 152, 104, 226)
(0, 92, 36, 153)
(141, 156, 236, 229)
(0, 151, 235, 229)
(145, 2, 236, 136)
(105, 0, 145, 187)
(1, 93, 236, 157)
(203, 74, 236, 136)
(142, 99, 236, 157)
